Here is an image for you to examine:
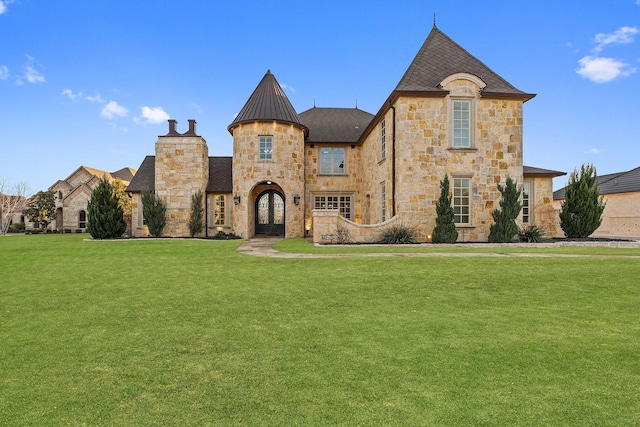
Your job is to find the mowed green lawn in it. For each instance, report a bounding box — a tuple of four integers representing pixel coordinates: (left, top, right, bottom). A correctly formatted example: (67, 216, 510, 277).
(1, 234, 639, 426)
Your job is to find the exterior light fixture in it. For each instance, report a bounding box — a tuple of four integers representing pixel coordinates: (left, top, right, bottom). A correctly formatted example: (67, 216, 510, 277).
(233, 195, 241, 205)
(293, 194, 300, 205)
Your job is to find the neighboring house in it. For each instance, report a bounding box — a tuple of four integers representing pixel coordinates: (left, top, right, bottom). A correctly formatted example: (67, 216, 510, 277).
(49, 166, 135, 232)
(127, 24, 562, 242)
(553, 166, 640, 238)
(0, 193, 28, 232)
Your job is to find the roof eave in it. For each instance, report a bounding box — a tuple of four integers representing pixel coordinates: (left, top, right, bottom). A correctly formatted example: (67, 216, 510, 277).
(480, 91, 537, 102)
(227, 119, 309, 136)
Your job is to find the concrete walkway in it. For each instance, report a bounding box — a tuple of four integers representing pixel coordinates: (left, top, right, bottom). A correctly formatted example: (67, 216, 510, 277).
(237, 237, 640, 259)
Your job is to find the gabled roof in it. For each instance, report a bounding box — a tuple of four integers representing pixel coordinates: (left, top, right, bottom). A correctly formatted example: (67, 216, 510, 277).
(523, 166, 566, 177)
(125, 156, 155, 193)
(553, 166, 640, 200)
(394, 25, 535, 100)
(228, 70, 308, 134)
(112, 167, 136, 182)
(126, 156, 233, 194)
(206, 157, 233, 193)
(299, 107, 374, 143)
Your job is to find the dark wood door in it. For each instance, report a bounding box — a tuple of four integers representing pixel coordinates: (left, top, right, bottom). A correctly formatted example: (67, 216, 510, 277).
(255, 190, 285, 236)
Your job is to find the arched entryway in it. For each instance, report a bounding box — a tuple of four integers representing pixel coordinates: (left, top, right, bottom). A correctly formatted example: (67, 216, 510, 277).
(255, 190, 285, 236)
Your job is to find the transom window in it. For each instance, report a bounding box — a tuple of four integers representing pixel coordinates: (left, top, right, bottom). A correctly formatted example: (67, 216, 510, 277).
(453, 178, 470, 224)
(314, 195, 352, 220)
(522, 182, 531, 224)
(381, 120, 386, 159)
(452, 100, 472, 148)
(212, 195, 226, 225)
(259, 136, 273, 160)
(319, 147, 345, 174)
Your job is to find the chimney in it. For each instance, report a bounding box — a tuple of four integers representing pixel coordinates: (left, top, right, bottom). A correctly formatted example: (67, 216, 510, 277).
(167, 119, 180, 136)
(186, 119, 197, 136)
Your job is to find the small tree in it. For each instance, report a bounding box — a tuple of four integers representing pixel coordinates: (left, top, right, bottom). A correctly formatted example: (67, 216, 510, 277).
(141, 191, 167, 237)
(559, 163, 606, 238)
(432, 174, 458, 243)
(111, 179, 132, 217)
(23, 190, 55, 231)
(1, 180, 29, 235)
(87, 177, 126, 239)
(488, 177, 522, 243)
(188, 190, 204, 237)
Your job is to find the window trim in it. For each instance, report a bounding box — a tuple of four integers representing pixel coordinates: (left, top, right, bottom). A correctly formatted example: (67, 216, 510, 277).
(211, 194, 227, 226)
(522, 181, 532, 224)
(78, 210, 87, 229)
(452, 176, 471, 225)
(259, 135, 273, 161)
(380, 119, 386, 159)
(449, 97, 475, 149)
(318, 146, 346, 175)
(380, 181, 386, 222)
(313, 193, 353, 220)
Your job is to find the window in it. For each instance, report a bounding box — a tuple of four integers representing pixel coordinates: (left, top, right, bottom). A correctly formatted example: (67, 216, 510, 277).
(314, 195, 352, 220)
(319, 147, 345, 174)
(522, 182, 531, 224)
(453, 178, 470, 224)
(212, 194, 226, 225)
(78, 210, 87, 229)
(380, 181, 386, 222)
(380, 120, 386, 159)
(259, 136, 273, 160)
(451, 99, 473, 148)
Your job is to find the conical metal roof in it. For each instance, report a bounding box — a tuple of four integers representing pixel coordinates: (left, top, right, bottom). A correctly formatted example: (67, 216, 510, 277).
(228, 70, 308, 134)
(395, 25, 535, 99)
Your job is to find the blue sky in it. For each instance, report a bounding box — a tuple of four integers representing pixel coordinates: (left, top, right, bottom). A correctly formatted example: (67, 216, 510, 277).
(1, 0, 639, 194)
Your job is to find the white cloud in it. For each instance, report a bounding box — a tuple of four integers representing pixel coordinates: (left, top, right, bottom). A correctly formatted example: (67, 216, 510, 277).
(576, 55, 637, 83)
(61, 88, 83, 101)
(139, 106, 170, 124)
(101, 101, 128, 119)
(85, 94, 105, 103)
(0, 66, 8, 80)
(17, 55, 45, 84)
(587, 148, 604, 154)
(594, 26, 639, 53)
(0, 1, 16, 15)
(281, 83, 296, 93)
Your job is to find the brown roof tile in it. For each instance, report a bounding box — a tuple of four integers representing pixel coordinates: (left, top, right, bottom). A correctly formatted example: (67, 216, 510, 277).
(299, 107, 374, 143)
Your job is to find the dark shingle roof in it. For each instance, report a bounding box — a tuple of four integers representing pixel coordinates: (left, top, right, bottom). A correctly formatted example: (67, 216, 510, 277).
(553, 166, 640, 200)
(298, 107, 374, 143)
(523, 165, 566, 177)
(395, 25, 535, 100)
(125, 156, 233, 193)
(111, 167, 136, 182)
(228, 70, 308, 134)
(206, 157, 233, 192)
(125, 156, 155, 192)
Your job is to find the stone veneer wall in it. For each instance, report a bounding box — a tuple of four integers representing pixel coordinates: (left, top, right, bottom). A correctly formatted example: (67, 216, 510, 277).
(527, 176, 562, 237)
(154, 135, 209, 237)
(355, 77, 525, 242)
(312, 209, 399, 243)
(231, 122, 306, 238)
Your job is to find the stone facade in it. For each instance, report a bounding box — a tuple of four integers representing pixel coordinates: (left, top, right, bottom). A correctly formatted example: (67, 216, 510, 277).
(127, 26, 564, 242)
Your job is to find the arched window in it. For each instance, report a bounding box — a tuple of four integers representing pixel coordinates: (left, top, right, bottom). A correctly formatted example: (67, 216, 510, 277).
(58, 191, 63, 200)
(79, 211, 87, 229)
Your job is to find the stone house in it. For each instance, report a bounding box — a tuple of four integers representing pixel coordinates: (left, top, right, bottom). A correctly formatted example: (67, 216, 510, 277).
(553, 166, 640, 238)
(49, 166, 135, 232)
(127, 25, 563, 242)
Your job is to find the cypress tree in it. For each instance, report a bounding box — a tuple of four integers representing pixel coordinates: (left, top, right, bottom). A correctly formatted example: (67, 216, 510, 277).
(188, 190, 204, 237)
(488, 177, 522, 243)
(559, 163, 606, 238)
(432, 174, 458, 243)
(141, 191, 167, 237)
(87, 177, 126, 239)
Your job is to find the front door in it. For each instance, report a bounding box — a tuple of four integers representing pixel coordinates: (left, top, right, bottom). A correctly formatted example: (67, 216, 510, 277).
(255, 190, 285, 236)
